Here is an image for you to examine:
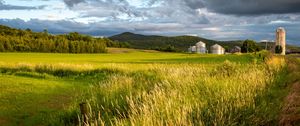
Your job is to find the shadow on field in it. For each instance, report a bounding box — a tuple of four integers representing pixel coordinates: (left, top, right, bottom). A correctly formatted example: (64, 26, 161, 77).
(142, 54, 256, 64)
(0, 65, 164, 125)
(0, 66, 123, 78)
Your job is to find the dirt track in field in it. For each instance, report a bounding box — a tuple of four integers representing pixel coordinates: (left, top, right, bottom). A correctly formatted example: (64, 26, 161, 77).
(279, 82, 300, 126)
(279, 55, 300, 126)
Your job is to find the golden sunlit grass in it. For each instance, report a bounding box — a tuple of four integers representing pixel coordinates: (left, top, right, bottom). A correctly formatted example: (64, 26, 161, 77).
(0, 51, 293, 126)
(84, 57, 287, 126)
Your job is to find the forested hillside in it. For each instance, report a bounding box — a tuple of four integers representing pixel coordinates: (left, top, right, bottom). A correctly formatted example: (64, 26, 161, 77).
(110, 32, 300, 52)
(109, 32, 244, 52)
(0, 25, 109, 53)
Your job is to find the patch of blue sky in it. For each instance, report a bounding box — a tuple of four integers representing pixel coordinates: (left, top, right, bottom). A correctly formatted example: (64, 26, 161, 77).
(0, 0, 79, 21)
(3, 0, 59, 7)
(0, 9, 78, 21)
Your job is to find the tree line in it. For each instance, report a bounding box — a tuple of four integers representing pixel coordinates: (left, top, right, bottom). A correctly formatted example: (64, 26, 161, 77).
(241, 39, 285, 54)
(0, 25, 128, 53)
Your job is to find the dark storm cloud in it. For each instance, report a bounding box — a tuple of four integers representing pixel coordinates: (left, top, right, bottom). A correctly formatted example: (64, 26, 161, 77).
(63, 0, 85, 7)
(1, 0, 300, 45)
(184, 0, 204, 9)
(1, 18, 299, 45)
(0, 18, 104, 35)
(203, 0, 300, 15)
(146, 0, 204, 9)
(63, 0, 210, 25)
(0, 19, 185, 36)
(0, 1, 46, 10)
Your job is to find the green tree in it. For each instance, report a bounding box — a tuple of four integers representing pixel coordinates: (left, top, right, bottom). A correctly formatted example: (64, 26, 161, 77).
(25, 28, 32, 33)
(15, 44, 30, 52)
(62, 40, 69, 53)
(43, 29, 48, 35)
(3, 40, 13, 51)
(0, 24, 107, 53)
(0, 42, 5, 52)
(224, 46, 229, 52)
(241, 40, 260, 53)
(75, 41, 81, 53)
(79, 41, 86, 53)
(69, 41, 75, 53)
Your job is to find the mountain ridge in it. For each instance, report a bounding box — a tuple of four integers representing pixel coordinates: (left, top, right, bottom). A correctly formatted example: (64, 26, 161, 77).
(110, 32, 245, 52)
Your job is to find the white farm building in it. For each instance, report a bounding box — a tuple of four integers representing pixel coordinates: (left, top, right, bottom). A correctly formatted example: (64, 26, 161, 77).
(210, 44, 225, 54)
(195, 41, 207, 54)
(188, 41, 207, 54)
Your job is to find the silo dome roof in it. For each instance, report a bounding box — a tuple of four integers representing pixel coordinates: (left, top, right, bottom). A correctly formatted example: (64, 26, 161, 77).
(277, 27, 285, 32)
(195, 41, 206, 47)
(211, 44, 224, 50)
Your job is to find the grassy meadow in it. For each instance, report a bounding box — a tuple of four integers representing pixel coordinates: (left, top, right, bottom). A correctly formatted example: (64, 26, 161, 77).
(0, 48, 296, 126)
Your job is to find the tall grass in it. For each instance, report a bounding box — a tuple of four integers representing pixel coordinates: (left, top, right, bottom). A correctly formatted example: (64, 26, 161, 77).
(71, 56, 288, 126)
(0, 53, 289, 125)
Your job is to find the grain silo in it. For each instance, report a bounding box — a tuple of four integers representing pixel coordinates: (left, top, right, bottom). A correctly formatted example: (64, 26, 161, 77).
(195, 41, 206, 54)
(188, 46, 192, 53)
(210, 44, 225, 54)
(191, 46, 197, 53)
(276, 27, 286, 55)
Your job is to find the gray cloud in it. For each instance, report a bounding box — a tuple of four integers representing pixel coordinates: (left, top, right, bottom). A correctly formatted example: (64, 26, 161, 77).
(1, 0, 300, 45)
(203, 0, 300, 15)
(74, 0, 134, 19)
(62, 0, 300, 16)
(67, 0, 210, 25)
(63, 0, 85, 7)
(183, 0, 204, 9)
(0, 18, 299, 45)
(0, 1, 46, 10)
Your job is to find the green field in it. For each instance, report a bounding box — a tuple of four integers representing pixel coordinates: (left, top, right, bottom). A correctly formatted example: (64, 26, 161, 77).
(0, 51, 254, 65)
(0, 49, 297, 126)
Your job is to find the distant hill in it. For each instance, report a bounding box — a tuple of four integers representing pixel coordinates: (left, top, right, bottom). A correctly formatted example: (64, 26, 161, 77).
(110, 32, 300, 52)
(109, 32, 244, 52)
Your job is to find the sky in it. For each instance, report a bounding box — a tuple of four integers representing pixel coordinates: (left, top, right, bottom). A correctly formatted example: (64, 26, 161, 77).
(0, 0, 300, 45)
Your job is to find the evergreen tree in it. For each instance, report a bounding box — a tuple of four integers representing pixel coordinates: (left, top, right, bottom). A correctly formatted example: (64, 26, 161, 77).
(0, 42, 5, 52)
(3, 40, 13, 51)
